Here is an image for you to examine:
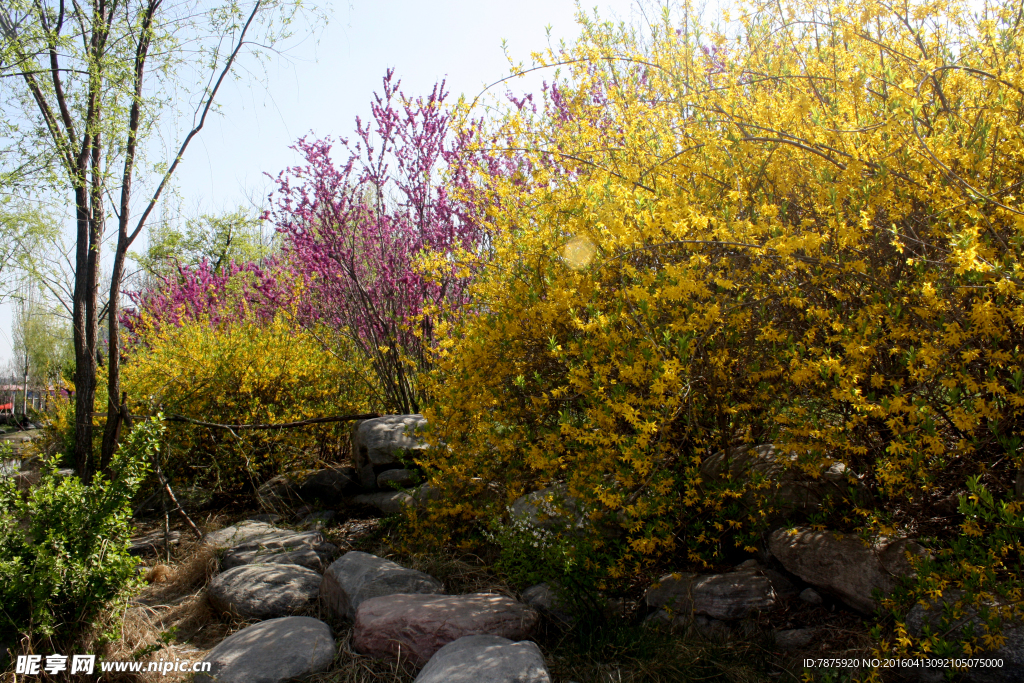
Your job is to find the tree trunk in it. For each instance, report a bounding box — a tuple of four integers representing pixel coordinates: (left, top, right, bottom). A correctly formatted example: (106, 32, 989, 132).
(72, 183, 98, 481)
(100, 248, 127, 471)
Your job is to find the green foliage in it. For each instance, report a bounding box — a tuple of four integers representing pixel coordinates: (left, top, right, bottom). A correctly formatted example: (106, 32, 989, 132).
(485, 512, 618, 622)
(486, 515, 580, 589)
(882, 478, 1024, 664)
(12, 281, 75, 391)
(0, 202, 58, 301)
(0, 419, 159, 647)
(38, 390, 77, 466)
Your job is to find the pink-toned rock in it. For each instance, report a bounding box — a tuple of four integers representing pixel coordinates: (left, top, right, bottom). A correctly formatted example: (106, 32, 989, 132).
(352, 593, 539, 666)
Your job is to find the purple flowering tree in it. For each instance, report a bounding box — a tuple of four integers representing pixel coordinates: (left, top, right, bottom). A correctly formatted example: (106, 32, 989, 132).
(265, 70, 488, 414)
(125, 260, 288, 337)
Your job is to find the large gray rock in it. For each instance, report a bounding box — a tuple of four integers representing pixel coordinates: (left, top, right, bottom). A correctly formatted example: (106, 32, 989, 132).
(376, 468, 419, 490)
(203, 521, 278, 551)
(350, 484, 438, 514)
(769, 527, 925, 614)
(774, 628, 817, 650)
(522, 584, 574, 626)
(645, 568, 779, 620)
(321, 551, 444, 620)
(298, 466, 359, 500)
(351, 490, 414, 515)
(414, 635, 551, 683)
(195, 616, 334, 683)
(353, 414, 428, 489)
(905, 590, 1024, 683)
(353, 593, 540, 666)
(218, 527, 338, 572)
(222, 545, 331, 573)
(509, 484, 584, 531)
(208, 564, 321, 619)
(701, 444, 853, 511)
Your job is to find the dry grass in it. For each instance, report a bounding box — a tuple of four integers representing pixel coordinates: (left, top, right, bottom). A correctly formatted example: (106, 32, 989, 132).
(88, 517, 261, 682)
(307, 627, 417, 683)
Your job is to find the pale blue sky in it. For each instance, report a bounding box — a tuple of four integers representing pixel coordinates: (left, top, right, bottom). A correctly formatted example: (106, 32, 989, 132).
(0, 0, 647, 365)
(176, 0, 646, 216)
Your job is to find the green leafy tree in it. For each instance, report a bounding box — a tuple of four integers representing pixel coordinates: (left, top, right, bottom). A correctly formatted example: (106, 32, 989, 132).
(0, 202, 58, 302)
(135, 206, 277, 282)
(0, 0, 325, 479)
(12, 280, 74, 413)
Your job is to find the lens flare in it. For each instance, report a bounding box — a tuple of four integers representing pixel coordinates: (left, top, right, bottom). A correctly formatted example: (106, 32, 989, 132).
(563, 236, 596, 270)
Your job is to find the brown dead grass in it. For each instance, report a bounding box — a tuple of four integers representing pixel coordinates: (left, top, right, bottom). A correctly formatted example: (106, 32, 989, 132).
(90, 517, 258, 682)
(307, 626, 417, 683)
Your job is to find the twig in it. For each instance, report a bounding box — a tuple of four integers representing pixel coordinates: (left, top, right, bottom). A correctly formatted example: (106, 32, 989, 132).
(161, 477, 204, 541)
(162, 412, 381, 431)
(91, 412, 381, 431)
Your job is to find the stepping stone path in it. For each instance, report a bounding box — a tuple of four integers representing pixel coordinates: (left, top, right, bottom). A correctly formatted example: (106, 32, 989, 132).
(322, 550, 444, 620)
(193, 417, 555, 683)
(196, 616, 334, 683)
(352, 593, 540, 666)
(413, 635, 551, 683)
(208, 564, 321, 619)
(214, 523, 338, 573)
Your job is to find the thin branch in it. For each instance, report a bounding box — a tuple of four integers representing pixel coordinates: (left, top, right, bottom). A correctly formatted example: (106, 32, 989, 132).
(95, 412, 383, 430)
(128, 0, 263, 246)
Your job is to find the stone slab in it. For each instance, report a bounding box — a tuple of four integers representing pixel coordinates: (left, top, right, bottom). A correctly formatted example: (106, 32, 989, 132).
(195, 616, 334, 683)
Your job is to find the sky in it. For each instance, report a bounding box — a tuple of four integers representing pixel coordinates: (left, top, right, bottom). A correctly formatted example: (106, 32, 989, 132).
(0, 0, 649, 366)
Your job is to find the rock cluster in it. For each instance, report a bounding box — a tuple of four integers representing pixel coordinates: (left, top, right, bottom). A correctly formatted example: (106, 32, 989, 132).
(131, 425, 1023, 683)
(188, 485, 552, 683)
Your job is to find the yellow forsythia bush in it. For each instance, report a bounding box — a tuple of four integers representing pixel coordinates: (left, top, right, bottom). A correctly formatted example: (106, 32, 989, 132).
(123, 311, 377, 493)
(411, 0, 1024, 661)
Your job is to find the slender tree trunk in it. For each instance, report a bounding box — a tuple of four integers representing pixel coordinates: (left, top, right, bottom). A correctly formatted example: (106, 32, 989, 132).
(73, 182, 98, 480)
(100, 249, 126, 470)
(100, 0, 155, 471)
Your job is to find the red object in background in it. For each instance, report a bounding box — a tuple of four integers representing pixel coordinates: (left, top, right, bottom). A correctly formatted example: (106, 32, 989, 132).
(0, 403, 12, 411)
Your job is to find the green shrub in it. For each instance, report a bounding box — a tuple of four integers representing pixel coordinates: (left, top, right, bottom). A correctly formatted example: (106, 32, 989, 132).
(485, 512, 621, 622)
(0, 418, 159, 649)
